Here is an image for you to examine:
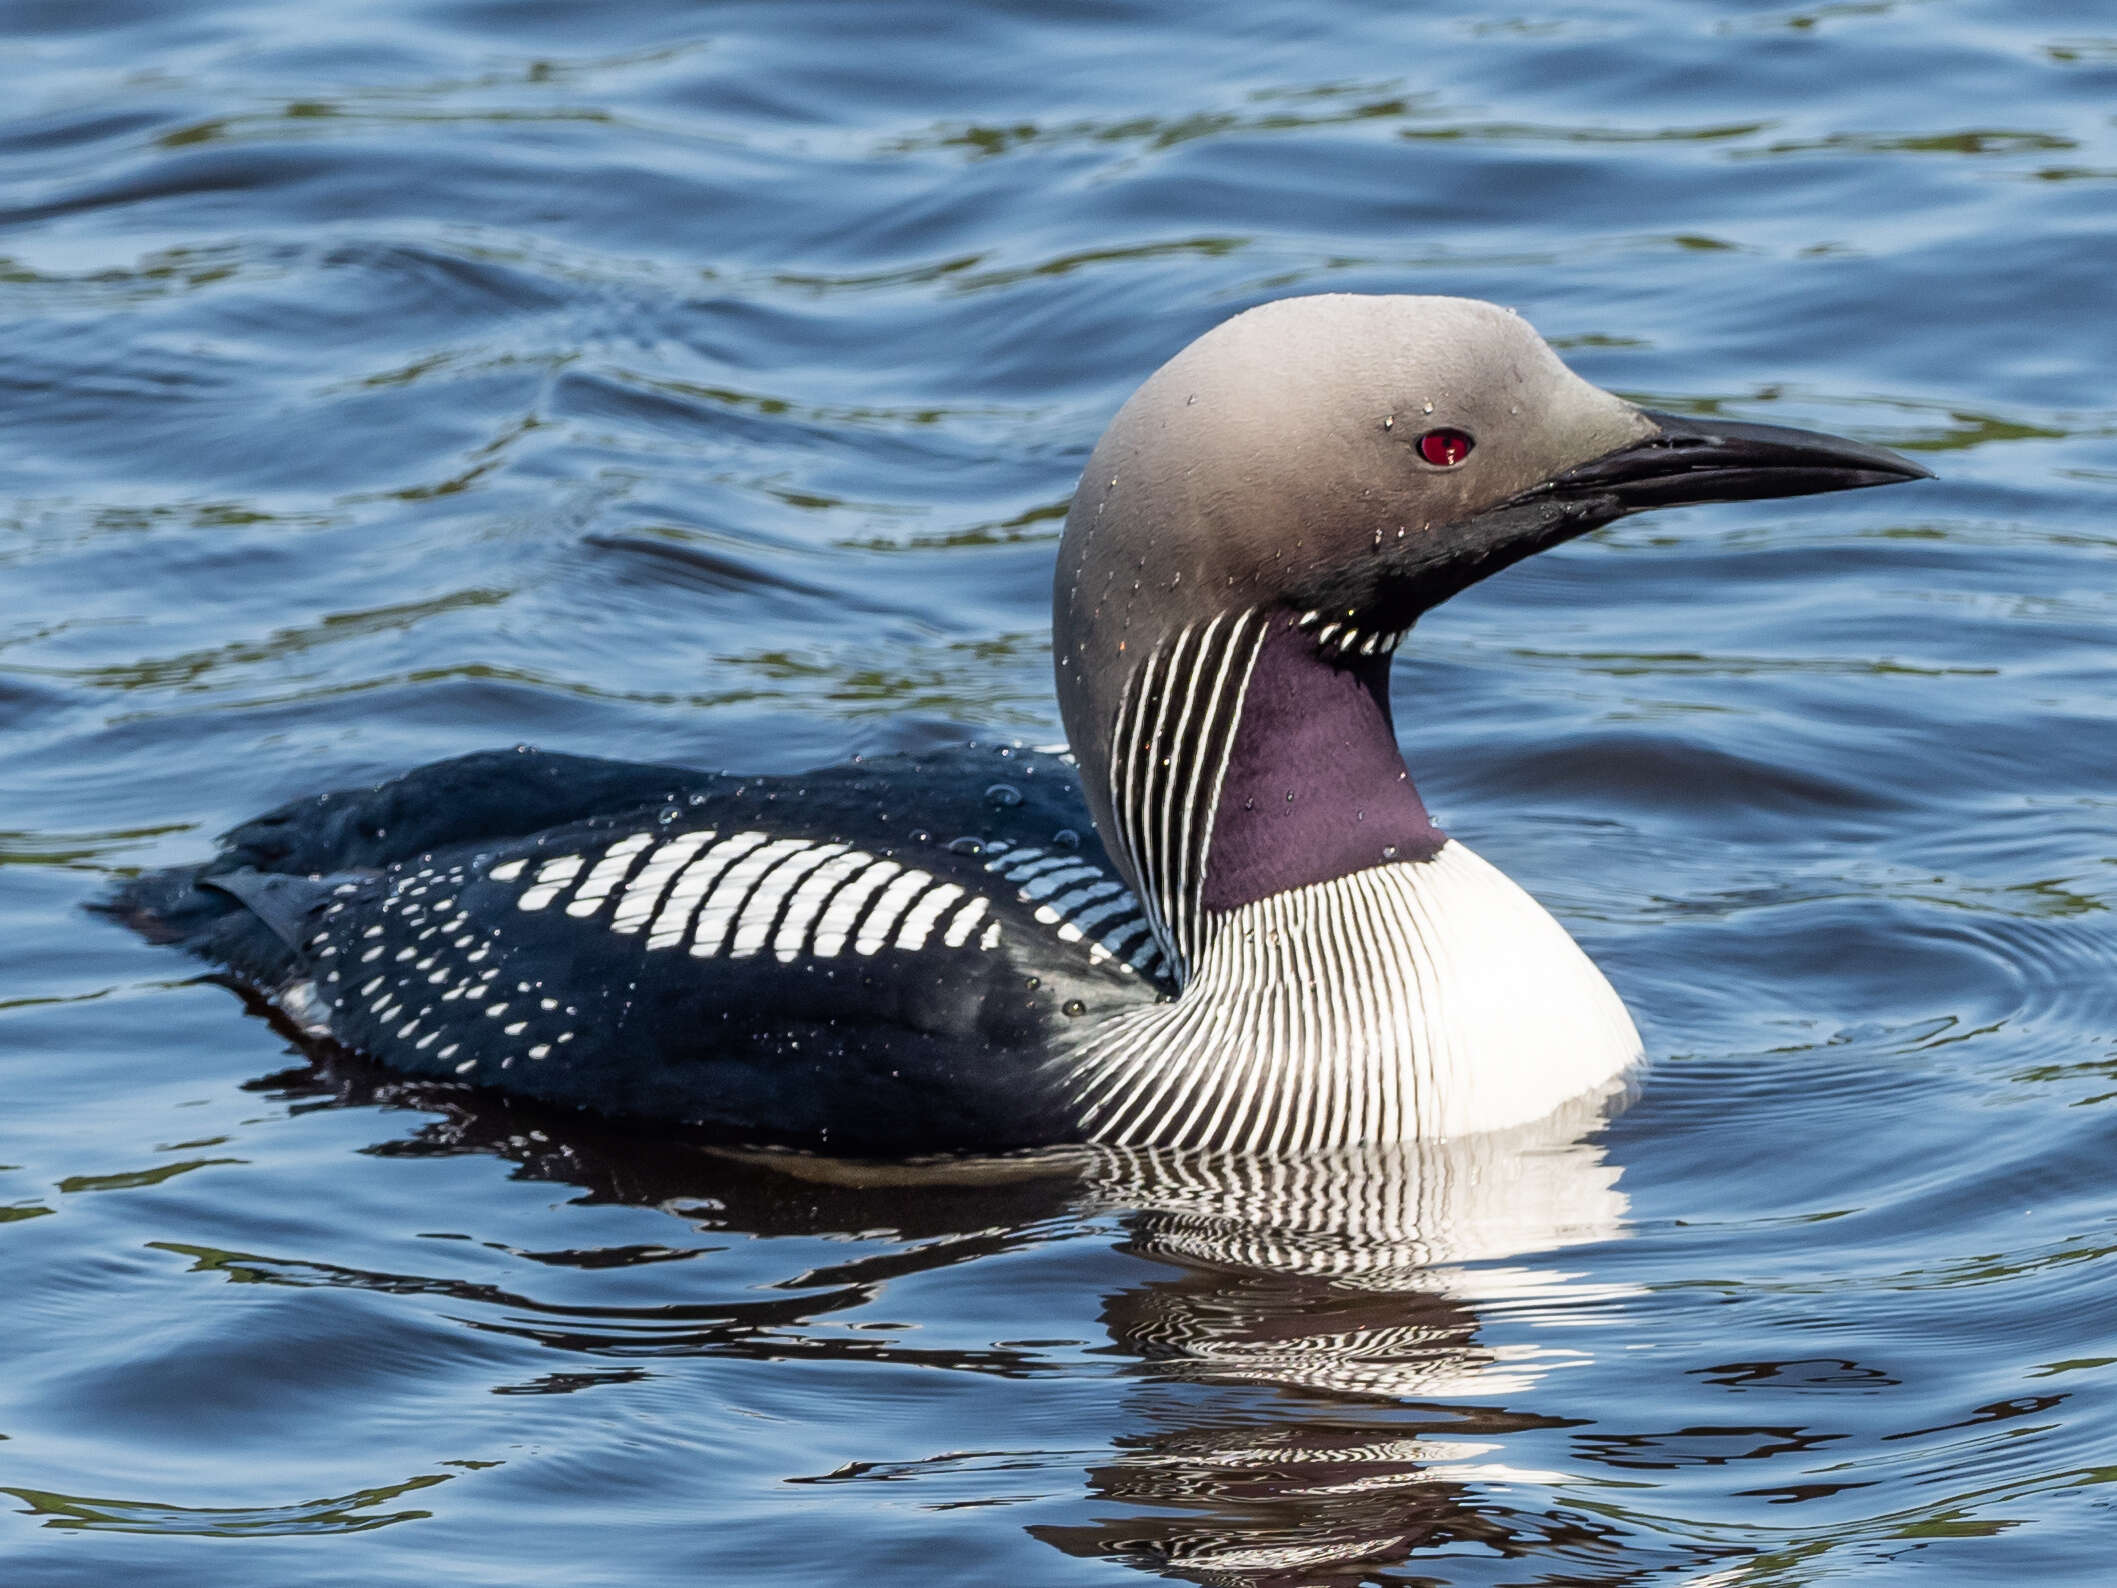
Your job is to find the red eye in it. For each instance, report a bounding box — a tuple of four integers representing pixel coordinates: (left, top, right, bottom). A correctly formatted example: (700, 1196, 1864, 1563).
(1417, 428, 1474, 467)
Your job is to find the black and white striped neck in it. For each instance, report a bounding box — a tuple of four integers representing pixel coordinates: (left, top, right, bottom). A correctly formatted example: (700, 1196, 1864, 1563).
(1061, 603, 1642, 1146)
(1099, 606, 1444, 984)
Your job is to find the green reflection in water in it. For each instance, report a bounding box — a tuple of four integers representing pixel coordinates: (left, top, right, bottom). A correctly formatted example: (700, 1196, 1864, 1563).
(57, 1158, 244, 1195)
(1506, 649, 1999, 680)
(2044, 38, 2117, 64)
(1400, 119, 1770, 146)
(889, 83, 1446, 162)
(1742, 129, 2079, 159)
(0, 825, 194, 869)
(1616, 388, 2099, 454)
(1, 1472, 452, 1536)
(949, 237, 1247, 294)
(158, 103, 616, 152)
(844, 499, 1068, 552)
(620, 370, 1006, 430)
(20, 589, 510, 695)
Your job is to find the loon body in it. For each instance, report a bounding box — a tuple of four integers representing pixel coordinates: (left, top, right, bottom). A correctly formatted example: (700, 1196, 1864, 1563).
(111, 295, 1926, 1153)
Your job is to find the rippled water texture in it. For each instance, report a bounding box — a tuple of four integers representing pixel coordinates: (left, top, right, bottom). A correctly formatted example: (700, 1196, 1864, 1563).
(4, 0, 2115, 1581)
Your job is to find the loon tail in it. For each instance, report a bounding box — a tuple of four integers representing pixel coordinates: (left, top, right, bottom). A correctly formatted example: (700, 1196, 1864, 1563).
(96, 747, 702, 988)
(97, 862, 333, 991)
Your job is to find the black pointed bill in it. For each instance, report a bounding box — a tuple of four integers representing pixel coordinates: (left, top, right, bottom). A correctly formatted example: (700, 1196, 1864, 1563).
(1331, 407, 1930, 624)
(1550, 409, 1932, 513)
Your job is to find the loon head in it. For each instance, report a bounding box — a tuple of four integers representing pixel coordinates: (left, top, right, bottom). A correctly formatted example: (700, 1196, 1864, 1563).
(1054, 293, 1928, 969)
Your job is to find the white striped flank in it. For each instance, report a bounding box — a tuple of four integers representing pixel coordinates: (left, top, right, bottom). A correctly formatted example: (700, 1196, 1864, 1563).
(487, 814, 1086, 973)
(564, 832, 656, 917)
(1103, 609, 1269, 984)
(728, 842, 848, 958)
(983, 848, 1162, 976)
(773, 848, 874, 962)
(611, 830, 716, 934)
(940, 894, 990, 947)
(854, 869, 937, 955)
(515, 853, 583, 912)
(689, 838, 812, 957)
(889, 881, 960, 950)
(647, 832, 766, 949)
(1057, 842, 1643, 1147)
(812, 859, 901, 957)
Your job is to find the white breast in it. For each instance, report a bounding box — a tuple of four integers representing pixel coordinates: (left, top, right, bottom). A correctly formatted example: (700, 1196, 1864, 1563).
(1059, 840, 1642, 1147)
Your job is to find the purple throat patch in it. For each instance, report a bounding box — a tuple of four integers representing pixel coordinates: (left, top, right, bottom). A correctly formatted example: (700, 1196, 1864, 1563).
(1199, 615, 1445, 913)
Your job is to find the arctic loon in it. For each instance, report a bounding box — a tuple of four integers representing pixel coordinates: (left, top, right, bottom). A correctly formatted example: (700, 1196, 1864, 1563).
(110, 295, 1928, 1154)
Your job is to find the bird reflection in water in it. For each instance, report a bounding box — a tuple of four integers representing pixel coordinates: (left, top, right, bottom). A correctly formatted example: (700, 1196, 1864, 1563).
(1034, 1092, 1637, 1582)
(253, 1033, 1660, 1585)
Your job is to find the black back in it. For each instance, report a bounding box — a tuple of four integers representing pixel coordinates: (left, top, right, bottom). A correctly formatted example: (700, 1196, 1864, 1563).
(107, 744, 1172, 1153)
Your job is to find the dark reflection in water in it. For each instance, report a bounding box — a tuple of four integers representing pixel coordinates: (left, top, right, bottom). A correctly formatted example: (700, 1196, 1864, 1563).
(230, 1027, 1686, 1583)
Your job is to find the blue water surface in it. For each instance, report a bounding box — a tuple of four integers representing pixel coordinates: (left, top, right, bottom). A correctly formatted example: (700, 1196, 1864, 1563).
(3, 0, 2115, 1582)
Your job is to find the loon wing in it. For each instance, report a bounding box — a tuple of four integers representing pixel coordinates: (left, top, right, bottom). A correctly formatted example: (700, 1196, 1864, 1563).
(114, 745, 1171, 1152)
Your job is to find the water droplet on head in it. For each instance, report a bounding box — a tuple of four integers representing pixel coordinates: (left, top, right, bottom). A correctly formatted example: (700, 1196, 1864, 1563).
(985, 782, 1023, 808)
(1382, 844, 1399, 860)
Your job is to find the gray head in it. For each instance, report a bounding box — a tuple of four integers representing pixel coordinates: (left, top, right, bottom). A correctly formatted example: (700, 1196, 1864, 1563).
(1053, 293, 1928, 920)
(1057, 296, 1642, 758)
